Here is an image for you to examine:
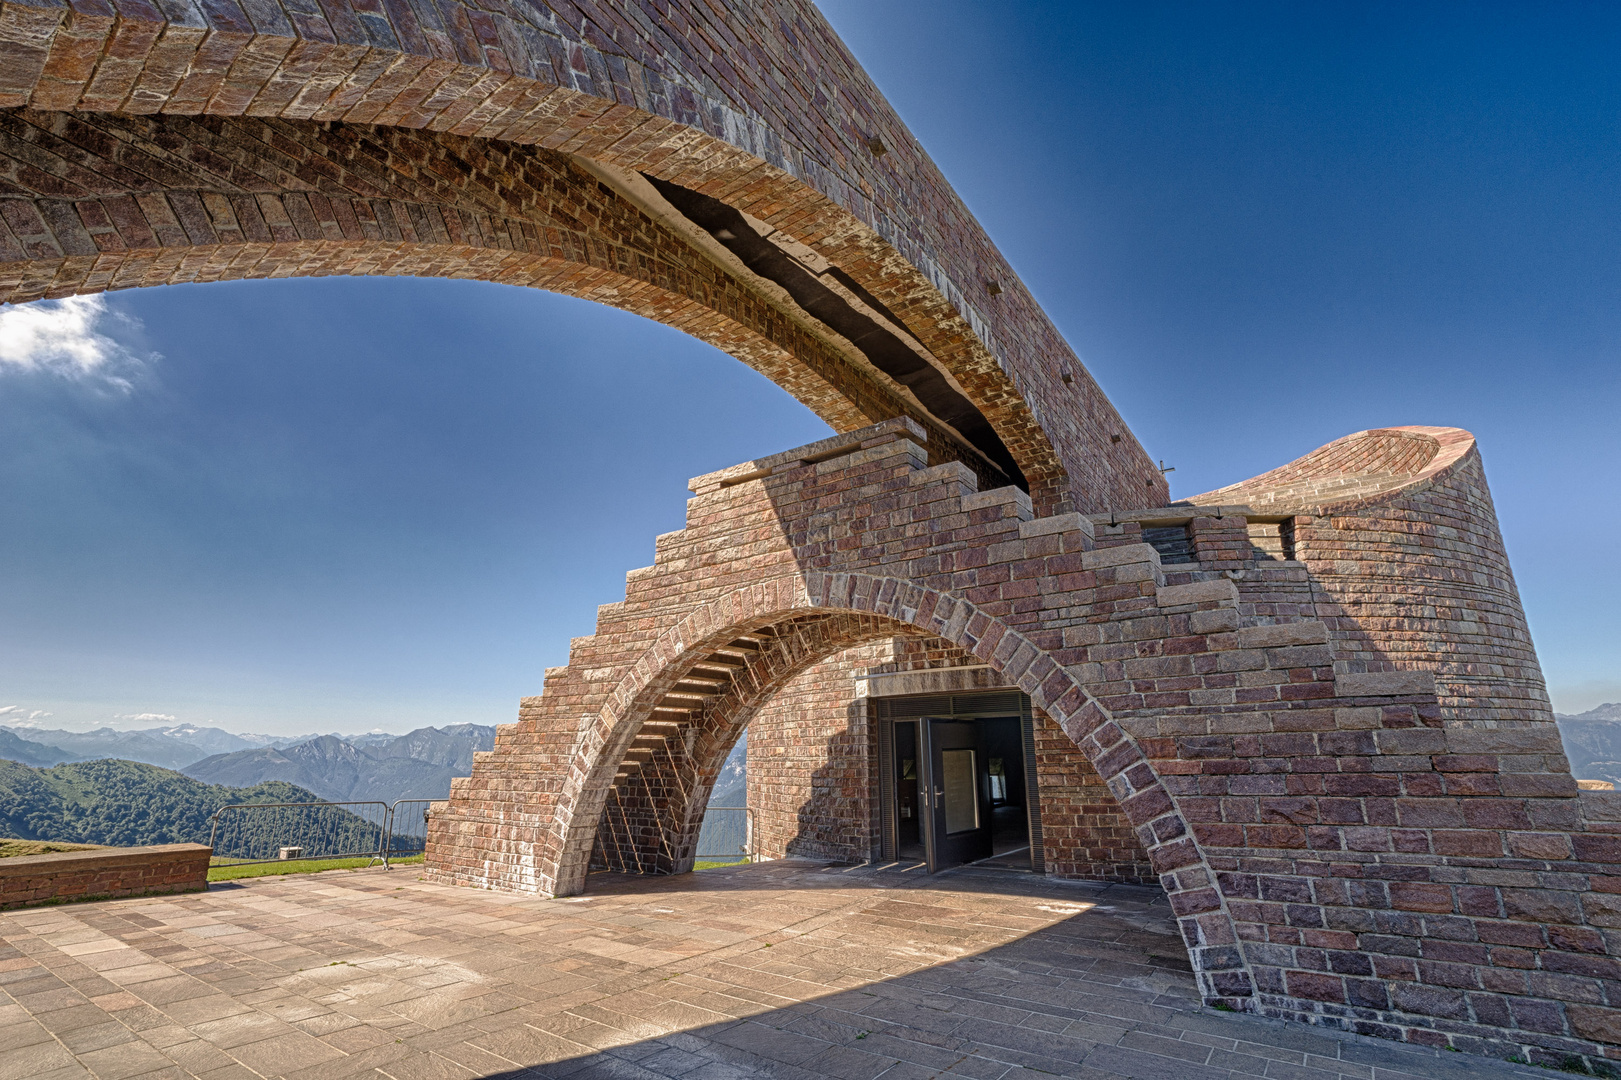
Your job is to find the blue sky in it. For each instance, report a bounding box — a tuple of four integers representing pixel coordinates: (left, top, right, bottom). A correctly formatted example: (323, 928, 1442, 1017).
(1, 1, 1616, 735)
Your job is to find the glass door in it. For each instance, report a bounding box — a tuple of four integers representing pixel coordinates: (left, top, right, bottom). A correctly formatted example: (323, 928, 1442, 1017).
(925, 719, 992, 871)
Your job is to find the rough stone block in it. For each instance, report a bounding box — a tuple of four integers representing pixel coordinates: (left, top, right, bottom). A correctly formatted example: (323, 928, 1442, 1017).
(1156, 578, 1238, 608)
(1237, 621, 1329, 648)
(1334, 671, 1436, 697)
(1081, 543, 1160, 571)
(961, 485, 1034, 520)
(1018, 511, 1094, 540)
(1582, 791, 1621, 823)
(1190, 608, 1240, 634)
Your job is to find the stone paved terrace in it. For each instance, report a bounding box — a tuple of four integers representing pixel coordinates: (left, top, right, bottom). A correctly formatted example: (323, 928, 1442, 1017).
(0, 861, 1561, 1080)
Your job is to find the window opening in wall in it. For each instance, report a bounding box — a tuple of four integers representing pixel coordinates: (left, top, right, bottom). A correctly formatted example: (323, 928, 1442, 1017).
(1246, 518, 1297, 561)
(1142, 524, 1195, 564)
(694, 727, 750, 866)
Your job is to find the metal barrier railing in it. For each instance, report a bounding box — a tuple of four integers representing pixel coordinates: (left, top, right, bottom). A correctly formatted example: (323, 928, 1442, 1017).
(207, 798, 749, 872)
(208, 800, 391, 868)
(695, 806, 753, 864)
(386, 800, 434, 859)
(207, 798, 440, 870)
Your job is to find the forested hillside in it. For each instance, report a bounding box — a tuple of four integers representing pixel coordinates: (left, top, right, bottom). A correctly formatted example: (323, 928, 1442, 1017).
(0, 758, 324, 849)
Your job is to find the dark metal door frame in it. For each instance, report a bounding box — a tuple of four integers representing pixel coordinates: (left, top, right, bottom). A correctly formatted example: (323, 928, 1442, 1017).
(875, 690, 1043, 872)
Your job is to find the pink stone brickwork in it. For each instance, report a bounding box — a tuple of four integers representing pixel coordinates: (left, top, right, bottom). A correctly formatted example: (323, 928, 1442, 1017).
(0, 0, 1600, 1067)
(420, 417, 1616, 1065)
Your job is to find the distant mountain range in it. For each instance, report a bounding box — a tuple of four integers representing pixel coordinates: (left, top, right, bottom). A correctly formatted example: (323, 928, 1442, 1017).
(0, 728, 82, 768)
(0, 722, 496, 803)
(183, 725, 496, 802)
(696, 734, 748, 860)
(710, 733, 747, 807)
(1555, 703, 1621, 785)
(0, 722, 348, 771)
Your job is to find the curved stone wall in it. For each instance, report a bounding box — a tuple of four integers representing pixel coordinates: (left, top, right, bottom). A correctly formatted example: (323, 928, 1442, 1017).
(1188, 427, 1551, 726)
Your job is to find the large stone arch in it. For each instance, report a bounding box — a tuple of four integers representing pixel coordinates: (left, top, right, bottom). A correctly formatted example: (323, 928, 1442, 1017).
(0, 109, 1011, 486)
(0, 0, 1171, 513)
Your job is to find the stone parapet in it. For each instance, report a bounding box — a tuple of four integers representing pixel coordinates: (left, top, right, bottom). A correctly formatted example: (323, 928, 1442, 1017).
(0, 844, 211, 910)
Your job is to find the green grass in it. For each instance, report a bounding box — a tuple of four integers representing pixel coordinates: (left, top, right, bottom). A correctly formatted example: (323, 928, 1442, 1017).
(694, 857, 751, 871)
(207, 854, 423, 882)
(0, 839, 107, 858)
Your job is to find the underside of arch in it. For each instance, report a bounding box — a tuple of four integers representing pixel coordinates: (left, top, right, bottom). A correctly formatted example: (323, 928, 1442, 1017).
(587, 611, 933, 878)
(0, 108, 1034, 488)
(0, 0, 1177, 513)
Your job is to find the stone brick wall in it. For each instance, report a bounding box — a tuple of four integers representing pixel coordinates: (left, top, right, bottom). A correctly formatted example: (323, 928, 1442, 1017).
(1032, 708, 1155, 882)
(421, 416, 1621, 1066)
(744, 645, 877, 863)
(0, 844, 211, 910)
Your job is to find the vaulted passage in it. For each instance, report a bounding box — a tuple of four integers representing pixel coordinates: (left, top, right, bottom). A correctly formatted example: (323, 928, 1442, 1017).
(586, 616, 1156, 883)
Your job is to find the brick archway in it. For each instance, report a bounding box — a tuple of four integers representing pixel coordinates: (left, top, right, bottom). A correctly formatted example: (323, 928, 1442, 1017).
(0, 0, 1177, 514)
(551, 574, 1212, 918)
(0, 109, 1034, 491)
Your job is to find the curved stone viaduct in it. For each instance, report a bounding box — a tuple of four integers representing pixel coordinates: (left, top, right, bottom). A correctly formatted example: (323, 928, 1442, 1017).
(0, 0, 1613, 1068)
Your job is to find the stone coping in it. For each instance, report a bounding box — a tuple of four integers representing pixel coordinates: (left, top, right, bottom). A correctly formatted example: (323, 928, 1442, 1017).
(0, 843, 212, 911)
(0, 843, 210, 876)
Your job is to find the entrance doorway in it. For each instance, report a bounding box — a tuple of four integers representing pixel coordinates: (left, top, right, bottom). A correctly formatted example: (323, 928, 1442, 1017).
(878, 691, 1041, 873)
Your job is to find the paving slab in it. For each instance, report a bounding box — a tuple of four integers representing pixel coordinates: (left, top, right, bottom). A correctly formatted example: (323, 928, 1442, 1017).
(0, 860, 1560, 1079)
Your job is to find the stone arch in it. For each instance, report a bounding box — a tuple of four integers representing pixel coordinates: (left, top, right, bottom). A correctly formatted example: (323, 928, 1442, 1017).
(589, 610, 934, 877)
(0, 109, 1016, 486)
(0, 0, 1172, 513)
(543, 571, 1251, 999)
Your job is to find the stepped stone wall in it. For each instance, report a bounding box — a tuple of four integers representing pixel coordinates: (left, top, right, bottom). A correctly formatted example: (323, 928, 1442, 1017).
(422, 416, 1620, 1067)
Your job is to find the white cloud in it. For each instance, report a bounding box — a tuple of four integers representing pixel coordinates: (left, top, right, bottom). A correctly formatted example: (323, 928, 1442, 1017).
(0, 294, 148, 389)
(0, 705, 53, 724)
(114, 712, 178, 723)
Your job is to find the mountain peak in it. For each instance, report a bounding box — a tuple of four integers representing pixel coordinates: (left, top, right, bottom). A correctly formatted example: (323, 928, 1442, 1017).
(1558, 703, 1621, 723)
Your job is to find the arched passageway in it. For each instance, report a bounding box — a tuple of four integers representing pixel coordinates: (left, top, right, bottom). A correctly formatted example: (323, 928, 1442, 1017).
(583, 613, 1156, 885)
